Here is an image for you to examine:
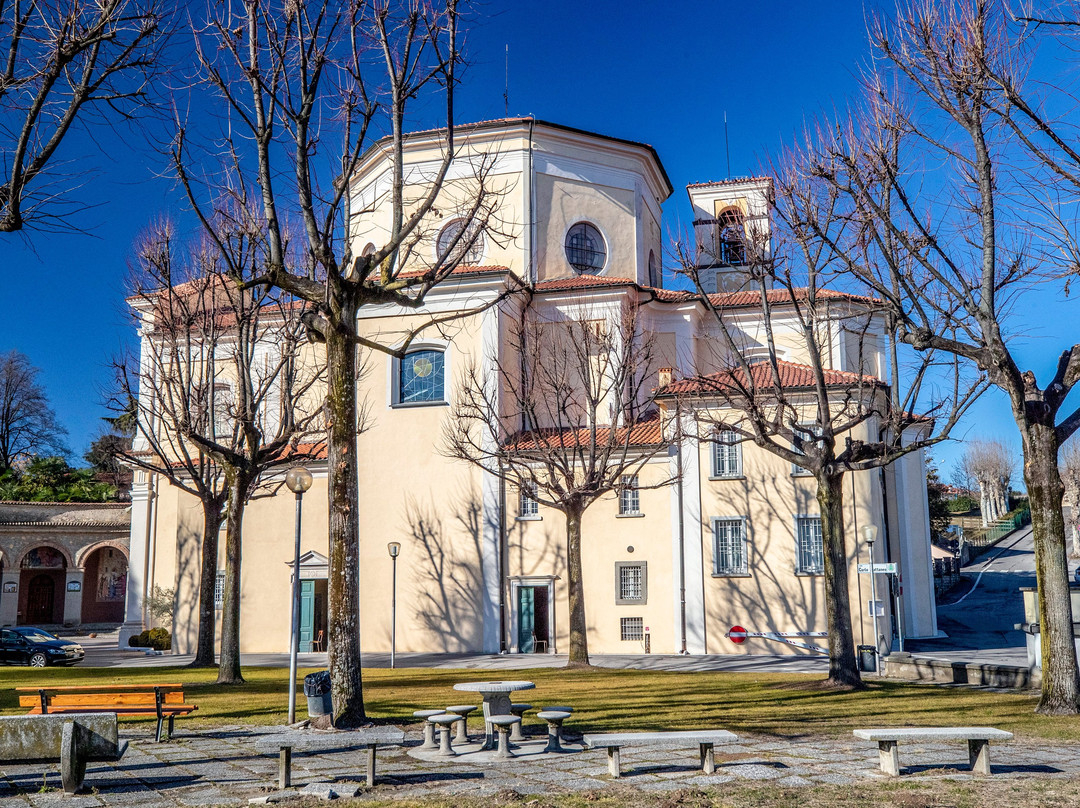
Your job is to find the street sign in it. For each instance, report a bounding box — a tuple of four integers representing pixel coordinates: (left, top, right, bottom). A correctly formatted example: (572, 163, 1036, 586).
(857, 562, 897, 574)
(728, 625, 747, 643)
(867, 599, 884, 618)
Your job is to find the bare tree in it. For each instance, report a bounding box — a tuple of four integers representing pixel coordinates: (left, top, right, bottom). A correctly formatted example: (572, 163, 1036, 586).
(670, 163, 981, 688)
(446, 300, 674, 666)
(1062, 441, 1080, 558)
(0, 349, 67, 469)
(112, 220, 324, 675)
(172, 0, 510, 724)
(0, 0, 166, 232)
(805, 0, 1080, 712)
(956, 439, 1015, 527)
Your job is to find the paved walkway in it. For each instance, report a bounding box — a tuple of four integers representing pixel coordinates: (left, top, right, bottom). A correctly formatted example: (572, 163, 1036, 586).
(1, 723, 1077, 806)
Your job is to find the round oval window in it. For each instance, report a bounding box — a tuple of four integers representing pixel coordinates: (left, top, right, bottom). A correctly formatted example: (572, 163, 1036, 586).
(564, 222, 606, 274)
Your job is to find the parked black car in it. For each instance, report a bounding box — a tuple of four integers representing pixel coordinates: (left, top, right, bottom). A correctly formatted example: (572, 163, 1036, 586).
(0, 627, 84, 667)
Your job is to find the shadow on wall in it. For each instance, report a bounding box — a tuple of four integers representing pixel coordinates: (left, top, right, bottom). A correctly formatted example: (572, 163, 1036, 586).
(404, 490, 487, 652)
(174, 519, 203, 653)
(704, 468, 825, 655)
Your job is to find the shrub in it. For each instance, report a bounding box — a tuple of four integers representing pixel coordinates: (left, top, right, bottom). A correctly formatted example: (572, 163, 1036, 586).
(127, 628, 171, 650)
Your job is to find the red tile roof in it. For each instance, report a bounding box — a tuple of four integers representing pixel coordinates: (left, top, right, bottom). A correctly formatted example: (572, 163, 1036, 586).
(394, 264, 511, 281)
(656, 360, 885, 397)
(533, 275, 639, 293)
(504, 410, 665, 451)
(706, 287, 878, 307)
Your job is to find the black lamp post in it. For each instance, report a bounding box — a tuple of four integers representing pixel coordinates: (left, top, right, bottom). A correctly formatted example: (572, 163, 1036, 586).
(285, 466, 313, 723)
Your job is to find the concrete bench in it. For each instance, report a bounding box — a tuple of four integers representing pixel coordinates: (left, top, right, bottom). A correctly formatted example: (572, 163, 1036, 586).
(0, 713, 126, 793)
(853, 727, 1014, 776)
(255, 727, 405, 788)
(582, 730, 738, 777)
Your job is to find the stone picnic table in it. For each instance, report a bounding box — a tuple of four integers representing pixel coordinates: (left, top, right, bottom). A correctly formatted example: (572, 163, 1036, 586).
(452, 680, 535, 750)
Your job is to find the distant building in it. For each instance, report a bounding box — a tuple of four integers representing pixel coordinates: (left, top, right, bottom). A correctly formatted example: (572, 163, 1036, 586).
(0, 502, 130, 627)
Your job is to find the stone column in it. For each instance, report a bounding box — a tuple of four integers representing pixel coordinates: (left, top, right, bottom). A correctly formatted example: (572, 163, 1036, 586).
(0, 569, 19, 626)
(63, 569, 84, 627)
(119, 479, 152, 647)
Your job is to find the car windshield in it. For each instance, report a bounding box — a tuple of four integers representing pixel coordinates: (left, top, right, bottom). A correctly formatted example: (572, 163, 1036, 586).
(18, 630, 59, 643)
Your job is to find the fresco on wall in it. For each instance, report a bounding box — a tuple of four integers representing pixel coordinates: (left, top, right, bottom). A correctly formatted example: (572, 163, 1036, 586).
(21, 547, 65, 568)
(96, 550, 127, 602)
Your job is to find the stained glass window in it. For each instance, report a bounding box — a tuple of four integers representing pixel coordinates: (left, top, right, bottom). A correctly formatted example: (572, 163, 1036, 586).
(399, 349, 445, 404)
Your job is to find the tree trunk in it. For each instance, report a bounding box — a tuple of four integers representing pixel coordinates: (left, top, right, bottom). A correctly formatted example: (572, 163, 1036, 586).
(190, 504, 222, 668)
(217, 471, 247, 685)
(1023, 423, 1080, 714)
(565, 506, 590, 667)
(325, 322, 365, 726)
(817, 471, 863, 689)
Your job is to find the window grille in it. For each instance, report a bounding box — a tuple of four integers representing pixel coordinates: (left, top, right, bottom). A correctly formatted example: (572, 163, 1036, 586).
(791, 424, 821, 476)
(619, 564, 643, 601)
(519, 484, 539, 518)
(713, 519, 748, 575)
(796, 517, 825, 574)
(712, 430, 742, 477)
(436, 218, 485, 265)
(619, 475, 640, 515)
(565, 222, 606, 274)
(214, 572, 225, 609)
(620, 617, 644, 642)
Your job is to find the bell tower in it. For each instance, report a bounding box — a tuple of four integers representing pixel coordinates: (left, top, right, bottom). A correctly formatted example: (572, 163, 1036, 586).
(686, 177, 772, 294)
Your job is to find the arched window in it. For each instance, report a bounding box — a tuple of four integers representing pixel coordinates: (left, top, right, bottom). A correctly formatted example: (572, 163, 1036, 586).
(436, 218, 485, 265)
(648, 250, 661, 288)
(717, 208, 745, 265)
(397, 349, 446, 405)
(361, 242, 377, 257)
(564, 222, 606, 274)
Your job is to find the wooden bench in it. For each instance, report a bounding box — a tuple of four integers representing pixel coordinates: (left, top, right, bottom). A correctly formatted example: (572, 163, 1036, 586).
(0, 713, 126, 793)
(17, 683, 197, 742)
(853, 727, 1014, 776)
(582, 730, 739, 778)
(254, 727, 406, 788)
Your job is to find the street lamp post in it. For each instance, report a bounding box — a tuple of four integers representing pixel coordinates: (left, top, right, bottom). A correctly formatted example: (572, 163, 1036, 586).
(387, 542, 401, 669)
(862, 524, 880, 675)
(285, 466, 313, 724)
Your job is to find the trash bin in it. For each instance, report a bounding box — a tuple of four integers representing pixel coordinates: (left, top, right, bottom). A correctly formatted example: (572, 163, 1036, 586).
(858, 644, 877, 673)
(303, 670, 332, 717)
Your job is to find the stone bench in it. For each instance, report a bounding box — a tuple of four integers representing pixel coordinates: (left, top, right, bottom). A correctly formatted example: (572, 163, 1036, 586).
(0, 713, 126, 794)
(255, 727, 405, 788)
(853, 727, 1014, 776)
(582, 730, 738, 777)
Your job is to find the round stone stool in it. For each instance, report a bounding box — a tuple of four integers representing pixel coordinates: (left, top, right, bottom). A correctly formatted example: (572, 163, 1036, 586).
(536, 710, 571, 752)
(488, 714, 521, 759)
(413, 709, 444, 749)
(509, 703, 532, 742)
(428, 713, 460, 756)
(445, 704, 477, 744)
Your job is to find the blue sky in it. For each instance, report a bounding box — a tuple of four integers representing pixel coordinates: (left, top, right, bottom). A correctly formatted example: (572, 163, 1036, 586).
(1, 0, 1074, 481)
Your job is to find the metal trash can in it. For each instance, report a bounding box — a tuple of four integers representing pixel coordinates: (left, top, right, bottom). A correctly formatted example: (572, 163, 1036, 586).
(303, 670, 332, 717)
(858, 644, 877, 673)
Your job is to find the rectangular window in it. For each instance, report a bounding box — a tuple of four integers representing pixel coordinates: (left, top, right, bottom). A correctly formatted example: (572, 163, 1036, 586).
(618, 475, 640, 516)
(712, 430, 742, 478)
(791, 425, 821, 476)
(796, 516, 825, 575)
(615, 562, 647, 604)
(214, 572, 225, 609)
(620, 617, 644, 642)
(713, 518, 748, 575)
(519, 484, 539, 518)
(397, 349, 446, 405)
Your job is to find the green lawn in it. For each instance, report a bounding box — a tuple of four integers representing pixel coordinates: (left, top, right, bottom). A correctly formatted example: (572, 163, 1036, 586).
(2, 665, 1079, 741)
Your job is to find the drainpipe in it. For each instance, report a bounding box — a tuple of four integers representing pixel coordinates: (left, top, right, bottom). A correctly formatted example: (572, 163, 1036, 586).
(676, 401, 688, 654)
(498, 458, 507, 653)
(527, 119, 537, 284)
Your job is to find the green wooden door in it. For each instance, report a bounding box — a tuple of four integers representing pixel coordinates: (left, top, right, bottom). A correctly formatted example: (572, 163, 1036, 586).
(300, 580, 315, 649)
(518, 587, 535, 653)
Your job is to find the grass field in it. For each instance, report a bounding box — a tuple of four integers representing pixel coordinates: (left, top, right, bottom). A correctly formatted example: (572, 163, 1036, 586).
(3, 665, 1080, 741)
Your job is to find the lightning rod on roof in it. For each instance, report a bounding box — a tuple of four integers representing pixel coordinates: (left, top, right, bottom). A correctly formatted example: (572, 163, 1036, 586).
(504, 44, 509, 117)
(724, 110, 731, 178)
